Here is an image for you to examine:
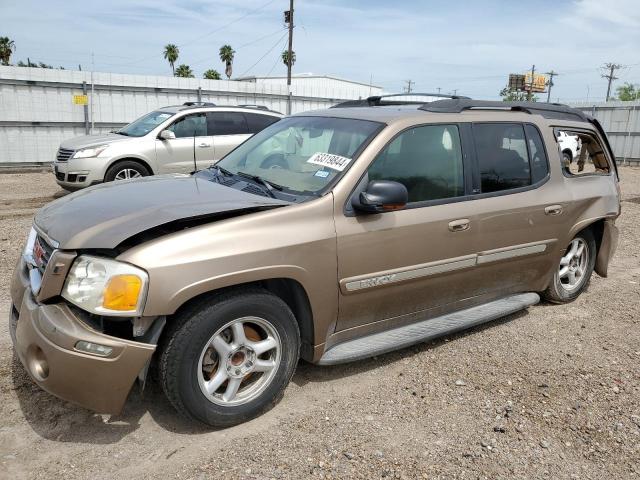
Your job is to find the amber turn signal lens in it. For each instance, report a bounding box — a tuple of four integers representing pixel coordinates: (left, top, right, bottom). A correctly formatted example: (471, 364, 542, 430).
(102, 274, 142, 311)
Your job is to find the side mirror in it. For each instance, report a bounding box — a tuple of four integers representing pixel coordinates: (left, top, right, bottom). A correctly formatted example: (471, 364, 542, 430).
(352, 180, 408, 214)
(159, 130, 176, 140)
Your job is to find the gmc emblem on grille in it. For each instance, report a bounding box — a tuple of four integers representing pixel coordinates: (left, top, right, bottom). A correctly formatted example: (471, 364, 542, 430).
(33, 238, 45, 269)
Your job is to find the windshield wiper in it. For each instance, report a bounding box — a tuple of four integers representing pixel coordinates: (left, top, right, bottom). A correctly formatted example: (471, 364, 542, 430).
(214, 165, 234, 176)
(236, 171, 283, 197)
(115, 131, 129, 136)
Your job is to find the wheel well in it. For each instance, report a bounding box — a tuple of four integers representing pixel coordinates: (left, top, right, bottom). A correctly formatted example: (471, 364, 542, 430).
(578, 219, 605, 255)
(167, 279, 315, 361)
(106, 158, 154, 176)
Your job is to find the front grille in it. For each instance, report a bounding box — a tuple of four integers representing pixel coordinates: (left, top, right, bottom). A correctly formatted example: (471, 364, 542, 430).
(34, 234, 55, 275)
(56, 148, 75, 162)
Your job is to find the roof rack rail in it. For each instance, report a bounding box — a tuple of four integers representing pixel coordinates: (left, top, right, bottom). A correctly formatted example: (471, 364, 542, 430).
(419, 99, 589, 122)
(183, 101, 216, 107)
(331, 92, 470, 108)
(237, 104, 268, 110)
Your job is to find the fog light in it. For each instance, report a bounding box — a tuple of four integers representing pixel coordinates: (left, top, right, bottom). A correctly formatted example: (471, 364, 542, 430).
(75, 341, 113, 357)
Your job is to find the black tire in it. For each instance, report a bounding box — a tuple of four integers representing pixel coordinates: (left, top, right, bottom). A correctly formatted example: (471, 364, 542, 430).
(104, 160, 150, 182)
(159, 289, 300, 427)
(562, 151, 573, 164)
(542, 229, 596, 304)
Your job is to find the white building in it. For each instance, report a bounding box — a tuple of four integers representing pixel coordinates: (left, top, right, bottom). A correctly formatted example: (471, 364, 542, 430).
(236, 73, 383, 100)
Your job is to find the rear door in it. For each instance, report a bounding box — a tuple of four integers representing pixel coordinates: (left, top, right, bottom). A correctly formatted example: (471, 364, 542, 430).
(155, 113, 214, 173)
(466, 122, 559, 294)
(208, 111, 252, 160)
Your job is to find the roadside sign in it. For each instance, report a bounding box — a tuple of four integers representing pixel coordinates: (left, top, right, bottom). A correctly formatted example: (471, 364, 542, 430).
(73, 94, 88, 105)
(524, 72, 548, 93)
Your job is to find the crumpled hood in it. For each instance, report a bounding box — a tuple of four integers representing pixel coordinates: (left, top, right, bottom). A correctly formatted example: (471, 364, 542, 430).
(35, 175, 289, 249)
(59, 133, 131, 151)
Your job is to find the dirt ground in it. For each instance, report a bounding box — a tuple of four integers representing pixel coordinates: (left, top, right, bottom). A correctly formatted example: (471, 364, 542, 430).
(0, 170, 639, 480)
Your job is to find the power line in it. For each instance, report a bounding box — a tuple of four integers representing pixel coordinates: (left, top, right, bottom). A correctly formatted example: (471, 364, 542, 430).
(602, 63, 623, 101)
(238, 31, 289, 78)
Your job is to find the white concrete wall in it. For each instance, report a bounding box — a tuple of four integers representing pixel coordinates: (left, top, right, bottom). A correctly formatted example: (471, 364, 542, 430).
(0, 66, 362, 164)
(242, 75, 382, 100)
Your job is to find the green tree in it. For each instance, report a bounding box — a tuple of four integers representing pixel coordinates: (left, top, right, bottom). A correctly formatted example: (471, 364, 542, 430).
(281, 50, 296, 68)
(219, 45, 235, 79)
(16, 59, 53, 68)
(203, 69, 221, 80)
(0, 36, 16, 65)
(163, 44, 179, 75)
(174, 64, 194, 78)
(499, 87, 537, 102)
(616, 82, 640, 101)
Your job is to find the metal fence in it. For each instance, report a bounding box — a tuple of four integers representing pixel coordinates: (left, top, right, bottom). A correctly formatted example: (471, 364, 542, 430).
(570, 101, 640, 166)
(0, 66, 375, 166)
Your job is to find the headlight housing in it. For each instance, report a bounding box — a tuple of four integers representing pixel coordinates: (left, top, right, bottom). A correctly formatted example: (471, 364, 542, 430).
(62, 255, 148, 316)
(72, 145, 109, 159)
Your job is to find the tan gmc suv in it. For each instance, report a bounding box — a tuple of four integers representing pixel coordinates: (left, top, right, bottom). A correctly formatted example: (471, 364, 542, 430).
(10, 95, 620, 427)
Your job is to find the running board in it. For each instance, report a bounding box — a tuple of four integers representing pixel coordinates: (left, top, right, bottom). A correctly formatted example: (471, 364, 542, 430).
(318, 293, 540, 366)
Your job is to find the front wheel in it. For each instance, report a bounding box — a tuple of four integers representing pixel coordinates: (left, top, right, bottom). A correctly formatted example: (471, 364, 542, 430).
(542, 229, 596, 303)
(104, 160, 150, 182)
(159, 290, 300, 427)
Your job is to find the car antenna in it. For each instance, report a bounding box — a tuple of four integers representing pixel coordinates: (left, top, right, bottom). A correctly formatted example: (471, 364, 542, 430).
(192, 125, 198, 174)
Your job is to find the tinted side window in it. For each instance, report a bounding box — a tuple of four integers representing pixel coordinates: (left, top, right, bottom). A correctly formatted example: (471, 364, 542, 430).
(524, 124, 549, 183)
(244, 113, 279, 134)
(167, 113, 207, 138)
(208, 112, 249, 136)
(474, 123, 530, 193)
(368, 124, 464, 203)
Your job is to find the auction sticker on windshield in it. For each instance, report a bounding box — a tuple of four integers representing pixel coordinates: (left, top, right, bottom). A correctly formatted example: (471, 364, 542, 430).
(307, 152, 352, 171)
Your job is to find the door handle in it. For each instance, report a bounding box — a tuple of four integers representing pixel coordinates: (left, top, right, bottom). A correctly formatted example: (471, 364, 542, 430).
(544, 205, 563, 216)
(448, 219, 470, 232)
(198, 143, 211, 148)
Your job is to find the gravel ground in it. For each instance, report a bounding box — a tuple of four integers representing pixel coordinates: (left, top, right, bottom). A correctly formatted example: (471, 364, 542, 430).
(0, 170, 639, 480)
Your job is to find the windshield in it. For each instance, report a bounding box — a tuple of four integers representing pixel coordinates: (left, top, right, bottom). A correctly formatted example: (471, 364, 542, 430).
(117, 110, 174, 137)
(215, 116, 382, 195)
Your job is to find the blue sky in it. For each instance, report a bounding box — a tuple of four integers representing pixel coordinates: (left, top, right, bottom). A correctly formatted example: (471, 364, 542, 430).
(2, 0, 639, 101)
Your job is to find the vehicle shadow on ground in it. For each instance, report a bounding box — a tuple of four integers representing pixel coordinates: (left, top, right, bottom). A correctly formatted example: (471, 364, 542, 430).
(11, 305, 542, 443)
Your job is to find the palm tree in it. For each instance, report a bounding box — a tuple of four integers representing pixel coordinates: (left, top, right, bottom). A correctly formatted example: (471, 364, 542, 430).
(203, 69, 221, 80)
(163, 44, 179, 75)
(0, 37, 16, 66)
(174, 64, 194, 78)
(219, 45, 235, 79)
(281, 50, 296, 68)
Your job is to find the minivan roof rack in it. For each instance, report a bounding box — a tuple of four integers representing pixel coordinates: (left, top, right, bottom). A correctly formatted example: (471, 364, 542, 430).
(331, 93, 470, 108)
(419, 99, 589, 122)
(183, 101, 216, 107)
(237, 104, 268, 110)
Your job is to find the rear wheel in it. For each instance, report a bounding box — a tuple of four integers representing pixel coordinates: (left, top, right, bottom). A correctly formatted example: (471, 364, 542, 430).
(159, 290, 300, 427)
(562, 151, 573, 164)
(542, 229, 596, 303)
(104, 160, 150, 182)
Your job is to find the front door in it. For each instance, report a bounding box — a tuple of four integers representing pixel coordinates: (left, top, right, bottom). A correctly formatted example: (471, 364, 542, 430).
(334, 123, 481, 332)
(155, 113, 214, 173)
(208, 111, 252, 161)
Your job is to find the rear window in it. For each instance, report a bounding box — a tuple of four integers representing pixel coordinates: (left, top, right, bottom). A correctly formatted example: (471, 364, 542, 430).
(208, 112, 249, 136)
(473, 123, 548, 194)
(245, 113, 280, 133)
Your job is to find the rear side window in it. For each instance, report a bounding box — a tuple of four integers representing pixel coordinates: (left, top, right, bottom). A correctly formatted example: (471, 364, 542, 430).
(208, 112, 249, 136)
(556, 129, 611, 176)
(244, 113, 280, 133)
(525, 124, 549, 183)
(473, 123, 530, 193)
(368, 124, 465, 203)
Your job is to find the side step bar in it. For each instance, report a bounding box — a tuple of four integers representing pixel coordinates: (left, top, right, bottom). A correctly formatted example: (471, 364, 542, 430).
(318, 293, 540, 366)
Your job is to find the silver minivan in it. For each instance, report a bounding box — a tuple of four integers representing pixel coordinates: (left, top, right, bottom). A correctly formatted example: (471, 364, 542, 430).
(53, 103, 282, 190)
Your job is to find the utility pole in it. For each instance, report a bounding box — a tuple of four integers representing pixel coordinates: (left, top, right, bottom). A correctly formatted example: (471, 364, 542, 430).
(527, 64, 535, 101)
(602, 63, 622, 101)
(404, 79, 414, 93)
(436, 87, 441, 94)
(545, 70, 558, 103)
(285, 0, 294, 114)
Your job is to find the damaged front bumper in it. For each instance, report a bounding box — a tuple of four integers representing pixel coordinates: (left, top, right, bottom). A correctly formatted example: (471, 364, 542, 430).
(10, 256, 156, 414)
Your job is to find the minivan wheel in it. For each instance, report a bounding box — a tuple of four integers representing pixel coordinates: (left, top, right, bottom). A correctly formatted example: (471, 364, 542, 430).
(159, 290, 300, 427)
(562, 151, 572, 164)
(104, 160, 150, 182)
(542, 229, 596, 303)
